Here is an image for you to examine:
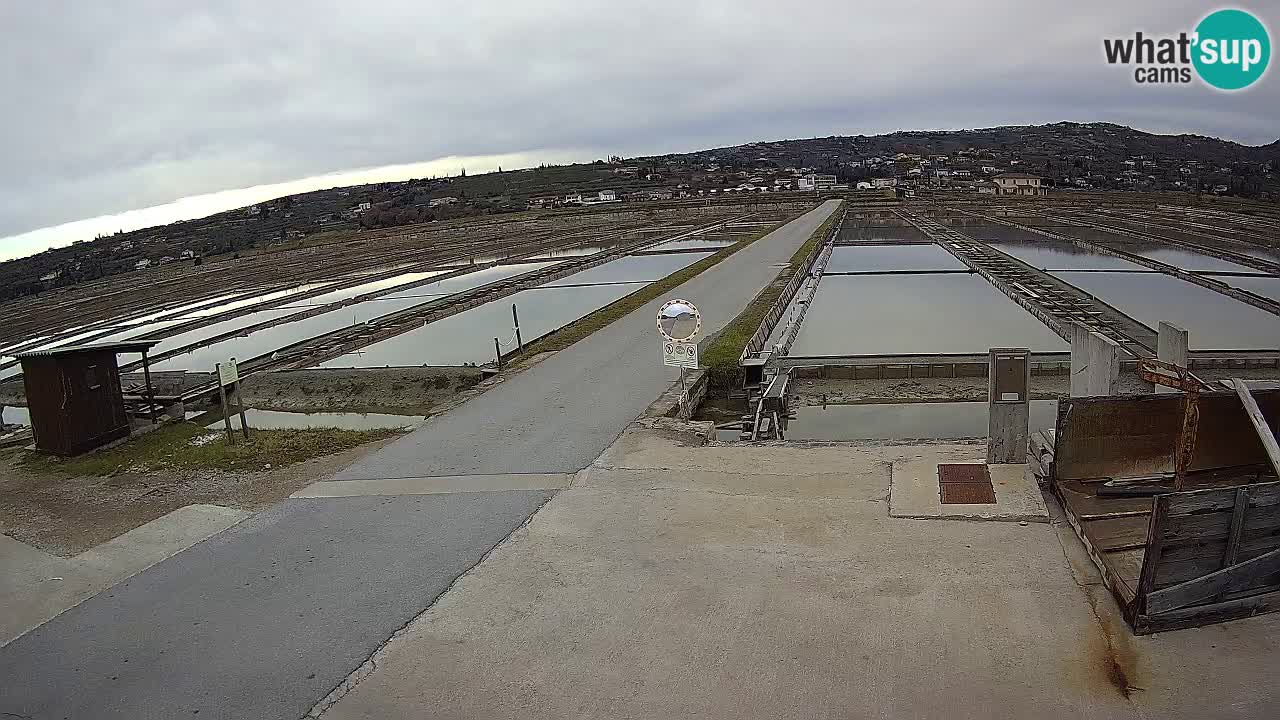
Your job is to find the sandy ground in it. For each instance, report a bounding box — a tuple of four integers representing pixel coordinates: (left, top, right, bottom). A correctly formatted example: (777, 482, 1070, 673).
(0, 436, 397, 557)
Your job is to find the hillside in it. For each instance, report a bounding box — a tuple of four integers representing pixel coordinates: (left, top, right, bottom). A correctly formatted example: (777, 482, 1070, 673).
(2, 122, 1276, 302)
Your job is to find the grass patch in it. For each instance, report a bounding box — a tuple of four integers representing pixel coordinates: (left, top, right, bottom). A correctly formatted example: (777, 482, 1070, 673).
(504, 209, 808, 361)
(700, 200, 845, 372)
(20, 422, 400, 477)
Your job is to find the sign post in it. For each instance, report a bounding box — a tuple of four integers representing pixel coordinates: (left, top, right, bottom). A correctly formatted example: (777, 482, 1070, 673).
(657, 299, 702, 413)
(215, 358, 250, 444)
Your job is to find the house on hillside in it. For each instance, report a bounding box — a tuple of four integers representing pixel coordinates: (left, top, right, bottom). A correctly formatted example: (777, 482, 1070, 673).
(993, 173, 1046, 196)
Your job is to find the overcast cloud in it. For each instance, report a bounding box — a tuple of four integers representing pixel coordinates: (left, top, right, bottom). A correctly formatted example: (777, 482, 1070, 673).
(0, 1, 1275, 256)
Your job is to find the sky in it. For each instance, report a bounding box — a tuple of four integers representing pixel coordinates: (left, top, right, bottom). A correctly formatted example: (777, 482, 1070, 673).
(1, 1, 1275, 262)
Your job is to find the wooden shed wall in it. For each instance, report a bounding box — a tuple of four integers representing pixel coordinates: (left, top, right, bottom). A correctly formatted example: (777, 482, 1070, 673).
(21, 351, 129, 456)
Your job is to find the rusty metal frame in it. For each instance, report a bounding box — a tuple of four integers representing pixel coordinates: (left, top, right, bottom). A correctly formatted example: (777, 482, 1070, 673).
(1137, 358, 1213, 489)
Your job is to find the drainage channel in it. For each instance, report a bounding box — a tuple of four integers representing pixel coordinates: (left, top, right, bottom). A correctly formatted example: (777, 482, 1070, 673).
(896, 209, 1157, 356)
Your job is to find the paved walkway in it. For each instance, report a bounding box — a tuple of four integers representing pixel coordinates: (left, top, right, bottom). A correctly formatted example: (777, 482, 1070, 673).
(0, 201, 838, 720)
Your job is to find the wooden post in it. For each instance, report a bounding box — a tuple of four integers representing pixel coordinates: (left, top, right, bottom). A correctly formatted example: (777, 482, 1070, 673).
(141, 349, 157, 424)
(1232, 378, 1280, 480)
(512, 303, 523, 351)
(216, 362, 234, 445)
(233, 381, 250, 441)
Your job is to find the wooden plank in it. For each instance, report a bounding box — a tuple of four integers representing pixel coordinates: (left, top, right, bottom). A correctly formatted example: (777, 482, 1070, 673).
(1232, 379, 1280, 481)
(1162, 506, 1280, 544)
(1050, 480, 1139, 617)
(1138, 587, 1280, 634)
(1223, 487, 1250, 568)
(1136, 495, 1170, 609)
(1165, 480, 1280, 514)
(1146, 546, 1280, 614)
(1057, 479, 1152, 519)
(1102, 548, 1144, 600)
(1082, 515, 1151, 551)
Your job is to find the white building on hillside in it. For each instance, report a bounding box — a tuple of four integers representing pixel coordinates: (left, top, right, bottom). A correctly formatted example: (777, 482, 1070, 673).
(993, 173, 1045, 196)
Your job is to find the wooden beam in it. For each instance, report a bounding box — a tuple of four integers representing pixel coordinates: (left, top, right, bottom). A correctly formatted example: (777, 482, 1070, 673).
(1146, 546, 1280, 615)
(1231, 378, 1280, 481)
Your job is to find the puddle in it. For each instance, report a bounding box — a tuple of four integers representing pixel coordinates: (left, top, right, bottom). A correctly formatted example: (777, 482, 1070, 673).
(1053, 227, 1256, 273)
(379, 263, 547, 300)
(541, 252, 710, 287)
(275, 270, 451, 308)
(1, 404, 30, 426)
(824, 244, 967, 273)
(145, 308, 309, 366)
(206, 408, 422, 431)
(790, 274, 1067, 356)
(318, 281, 646, 367)
(522, 242, 633, 260)
(783, 400, 1059, 441)
(646, 237, 737, 251)
(967, 225, 1145, 271)
(837, 225, 928, 243)
(1052, 271, 1280, 350)
(179, 282, 336, 319)
(149, 296, 435, 372)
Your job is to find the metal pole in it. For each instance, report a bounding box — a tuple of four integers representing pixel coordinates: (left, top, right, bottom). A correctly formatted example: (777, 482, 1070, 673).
(141, 349, 157, 424)
(494, 337, 502, 369)
(512, 303, 523, 351)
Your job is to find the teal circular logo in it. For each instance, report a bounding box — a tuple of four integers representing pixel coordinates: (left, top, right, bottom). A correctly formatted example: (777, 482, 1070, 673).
(1193, 9, 1270, 90)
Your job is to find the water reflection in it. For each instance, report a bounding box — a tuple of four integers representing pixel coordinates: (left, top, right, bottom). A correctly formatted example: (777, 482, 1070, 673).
(1053, 271, 1280, 350)
(825, 244, 966, 273)
(790, 274, 1067, 355)
(785, 400, 1059, 441)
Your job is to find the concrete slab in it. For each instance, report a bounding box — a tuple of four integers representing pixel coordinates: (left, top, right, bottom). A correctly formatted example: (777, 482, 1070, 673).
(1, 504, 249, 647)
(0, 491, 555, 720)
(292, 473, 574, 498)
(889, 452, 1049, 522)
(317, 433, 1146, 720)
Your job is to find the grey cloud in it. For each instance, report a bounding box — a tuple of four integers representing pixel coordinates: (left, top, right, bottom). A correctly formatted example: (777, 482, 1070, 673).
(1, 0, 1275, 238)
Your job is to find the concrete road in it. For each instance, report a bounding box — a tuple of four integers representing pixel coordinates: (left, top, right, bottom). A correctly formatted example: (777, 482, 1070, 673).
(0, 492, 554, 720)
(333, 199, 841, 479)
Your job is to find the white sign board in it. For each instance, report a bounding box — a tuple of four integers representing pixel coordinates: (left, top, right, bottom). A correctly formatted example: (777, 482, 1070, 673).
(217, 358, 239, 387)
(663, 340, 698, 369)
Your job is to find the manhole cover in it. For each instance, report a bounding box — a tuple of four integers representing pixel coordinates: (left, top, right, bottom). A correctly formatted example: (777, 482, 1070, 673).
(938, 464, 996, 505)
(938, 463, 990, 485)
(940, 482, 997, 504)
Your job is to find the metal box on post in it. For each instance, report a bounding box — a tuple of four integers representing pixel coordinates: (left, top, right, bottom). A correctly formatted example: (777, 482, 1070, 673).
(988, 347, 1030, 464)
